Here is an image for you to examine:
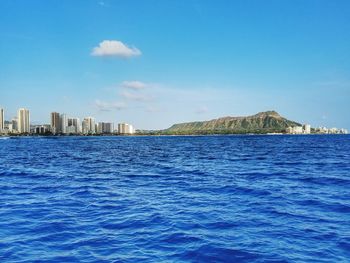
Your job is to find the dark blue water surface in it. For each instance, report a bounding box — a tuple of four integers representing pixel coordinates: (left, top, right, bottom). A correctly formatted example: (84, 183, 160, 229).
(1, 135, 350, 262)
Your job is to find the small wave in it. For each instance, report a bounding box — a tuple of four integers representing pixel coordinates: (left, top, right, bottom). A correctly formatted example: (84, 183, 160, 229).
(175, 244, 260, 262)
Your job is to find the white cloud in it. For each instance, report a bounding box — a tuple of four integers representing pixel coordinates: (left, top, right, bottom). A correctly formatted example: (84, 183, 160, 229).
(121, 81, 148, 90)
(120, 91, 151, 101)
(91, 40, 141, 58)
(95, 100, 126, 111)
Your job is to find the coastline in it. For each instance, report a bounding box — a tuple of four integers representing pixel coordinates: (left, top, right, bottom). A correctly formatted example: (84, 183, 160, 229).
(1, 133, 348, 138)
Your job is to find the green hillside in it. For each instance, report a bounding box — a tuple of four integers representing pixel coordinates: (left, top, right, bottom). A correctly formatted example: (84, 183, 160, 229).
(164, 111, 300, 134)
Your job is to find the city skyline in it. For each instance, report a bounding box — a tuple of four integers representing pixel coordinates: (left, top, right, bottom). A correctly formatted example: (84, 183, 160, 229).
(1, 1, 350, 130)
(0, 106, 347, 135)
(0, 107, 135, 135)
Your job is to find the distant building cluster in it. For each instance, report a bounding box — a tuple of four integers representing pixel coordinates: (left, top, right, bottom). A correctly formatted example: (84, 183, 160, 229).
(286, 124, 311, 134)
(286, 124, 348, 135)
(314, 127, 348, 134)
(1, 108, 30, 135)
(0, 107, 135, 135)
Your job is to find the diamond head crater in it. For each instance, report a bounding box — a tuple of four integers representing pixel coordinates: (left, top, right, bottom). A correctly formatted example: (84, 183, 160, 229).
(148, 111, 297, 135)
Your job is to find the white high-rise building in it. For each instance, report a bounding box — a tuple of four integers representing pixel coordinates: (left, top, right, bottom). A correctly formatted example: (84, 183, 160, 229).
(60, 114, 68, 134)
(97, 122, 114, 134)
(303, 124, 311, 134)
(118, 123, 135, 134)
(82, 117, 95, 134)
(82, 119, 88, 134)
(17, 108, 30, 134)
(0, 108, 4, 133)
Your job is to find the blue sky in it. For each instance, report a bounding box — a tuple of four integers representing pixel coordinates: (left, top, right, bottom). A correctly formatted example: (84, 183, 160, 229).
(1, 0, 349, 130)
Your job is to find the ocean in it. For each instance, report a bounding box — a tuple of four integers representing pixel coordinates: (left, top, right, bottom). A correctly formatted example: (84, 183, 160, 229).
(0, 135, 349, 262)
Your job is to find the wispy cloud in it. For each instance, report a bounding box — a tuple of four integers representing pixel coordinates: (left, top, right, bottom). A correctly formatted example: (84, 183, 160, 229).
(119, 80, 155, 102)
(91, 40, 141, 58)
(95, 100, 126, 111)
(121, 80, 148, 90)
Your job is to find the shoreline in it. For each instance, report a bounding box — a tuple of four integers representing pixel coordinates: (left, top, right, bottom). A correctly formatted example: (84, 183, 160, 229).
(1, 133, 348, 138)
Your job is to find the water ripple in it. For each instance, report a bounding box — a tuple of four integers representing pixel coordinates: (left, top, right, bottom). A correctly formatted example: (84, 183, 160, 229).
(0, 135, 350, 262)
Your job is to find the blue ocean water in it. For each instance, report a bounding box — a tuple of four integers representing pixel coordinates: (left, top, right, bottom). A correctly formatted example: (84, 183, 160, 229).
(0, 135, 350, 262)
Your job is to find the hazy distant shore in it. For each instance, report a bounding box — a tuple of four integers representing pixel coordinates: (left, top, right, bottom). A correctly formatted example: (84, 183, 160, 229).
(1, 133, 348, 138)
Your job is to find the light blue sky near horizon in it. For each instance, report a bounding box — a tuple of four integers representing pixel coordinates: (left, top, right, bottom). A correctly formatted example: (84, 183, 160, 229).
(0, 0, 349, 130)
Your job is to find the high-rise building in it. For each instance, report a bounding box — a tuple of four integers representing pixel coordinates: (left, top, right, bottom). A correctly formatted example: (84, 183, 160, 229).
(82, 117, 95, 134)
(68, 118, 81, 134)
(60, 114, 68, 134)
(0, 108, 4, 132)
(98, 122, 114, 134)
(82, 119, 88, 134)
(50, 112, 61, 134)
(118, 123, 134, 134)
(303, 124, 311, 134)
(12, 118, 18, 133)
(17, 108, 30, 134)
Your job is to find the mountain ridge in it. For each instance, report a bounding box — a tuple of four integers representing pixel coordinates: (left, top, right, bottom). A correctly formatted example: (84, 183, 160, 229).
(164, 111, 301, 134)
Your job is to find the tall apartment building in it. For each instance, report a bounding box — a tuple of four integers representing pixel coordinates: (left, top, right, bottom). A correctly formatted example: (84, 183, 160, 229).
(303, 124, 311, 134)
(68, 118, 81, 134)
(50, 112, 61, 134)
(82, 117, 96, 134)
(118, 123, 134, 134)
(0, 108, 4, 132)
(60, 114, 68, 134)
(97, 122, 114, 134)
(17, 108, 30, 133)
